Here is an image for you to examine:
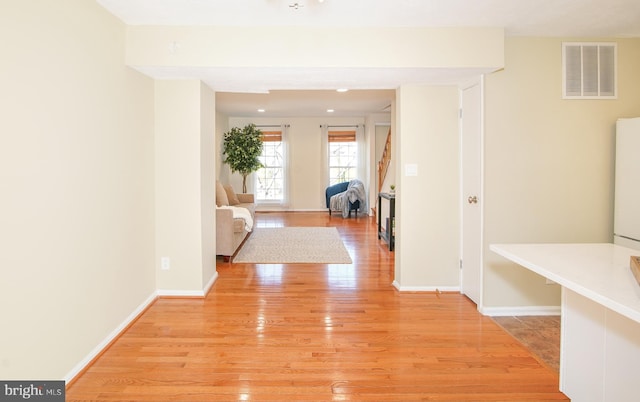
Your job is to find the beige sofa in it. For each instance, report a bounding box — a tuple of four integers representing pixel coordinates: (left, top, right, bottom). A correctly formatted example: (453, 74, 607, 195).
(215, 181, 256, 260)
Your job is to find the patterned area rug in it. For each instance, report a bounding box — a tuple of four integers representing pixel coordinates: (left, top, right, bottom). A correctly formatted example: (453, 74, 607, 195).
(233, 227, 352, 264)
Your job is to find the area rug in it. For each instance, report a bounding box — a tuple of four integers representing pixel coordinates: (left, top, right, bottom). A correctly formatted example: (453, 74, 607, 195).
(233, 227, 352, 264)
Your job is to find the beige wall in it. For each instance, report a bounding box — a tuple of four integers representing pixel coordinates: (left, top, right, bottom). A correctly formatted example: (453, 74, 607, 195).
(0, 0, 155, 379)
(200, 85, 217, 287)
(483, 37, 640, 310)
(395, 85, 461, 289)
(215, 110, 230, 180)
(155, 80, 216, 293)
(126, 26, 504, 71)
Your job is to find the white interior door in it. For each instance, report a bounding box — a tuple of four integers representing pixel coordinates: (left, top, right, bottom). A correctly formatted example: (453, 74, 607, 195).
(460, 79, 483, 306)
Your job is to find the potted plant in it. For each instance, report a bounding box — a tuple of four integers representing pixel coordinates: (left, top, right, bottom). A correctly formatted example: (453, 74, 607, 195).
(222, 124, 264, 193)
(390, 184, 396, 194)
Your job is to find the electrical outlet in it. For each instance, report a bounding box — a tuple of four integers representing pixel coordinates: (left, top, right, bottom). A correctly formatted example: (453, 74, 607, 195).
(161, 257, 170, 270)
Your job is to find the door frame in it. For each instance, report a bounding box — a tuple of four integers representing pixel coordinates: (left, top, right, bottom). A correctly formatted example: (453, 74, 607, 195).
(459, 75, 485, 310)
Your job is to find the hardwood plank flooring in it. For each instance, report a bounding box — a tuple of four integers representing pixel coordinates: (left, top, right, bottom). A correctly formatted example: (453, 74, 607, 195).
(66, 212, 568, 401)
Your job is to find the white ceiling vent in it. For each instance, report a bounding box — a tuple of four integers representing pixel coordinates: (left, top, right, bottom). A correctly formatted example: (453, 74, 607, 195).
(563, 42, 617, 99)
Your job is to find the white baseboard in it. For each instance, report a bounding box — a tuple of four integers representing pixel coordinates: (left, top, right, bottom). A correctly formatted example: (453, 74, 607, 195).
(480, 305, 561, 317)
(156, 289, 206, 297)
(157, 270, 219, 297)
(392, 280, 460, 292)
(203, 271, 218, 295)
(64, 291, 157, 383)
(256, 208, 371, 215)
(256, 208, 325, 212)
(389, 281, 561, 317)
(297, 209, 331, 212)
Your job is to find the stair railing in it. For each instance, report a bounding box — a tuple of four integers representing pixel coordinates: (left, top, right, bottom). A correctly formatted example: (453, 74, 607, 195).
(377, 127, 392, 192)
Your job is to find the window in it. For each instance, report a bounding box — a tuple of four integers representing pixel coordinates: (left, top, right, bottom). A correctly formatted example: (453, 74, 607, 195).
(256, 130, 285, 203)
(562, 42, 616, 99)
(328, 130, 357, 185)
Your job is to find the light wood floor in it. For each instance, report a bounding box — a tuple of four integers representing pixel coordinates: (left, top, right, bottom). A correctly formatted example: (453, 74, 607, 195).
(66, 212, 568, 401)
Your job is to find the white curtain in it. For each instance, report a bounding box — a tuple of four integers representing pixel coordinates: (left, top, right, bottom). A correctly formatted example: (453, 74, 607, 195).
(356, 124, 369, 215)
(356, 124, 366, 185)
(280, 123, 290, 207)
(320, 124, 329, 206)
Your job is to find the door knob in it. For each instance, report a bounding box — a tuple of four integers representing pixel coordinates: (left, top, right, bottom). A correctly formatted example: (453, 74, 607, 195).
(468, 196, 478, 204)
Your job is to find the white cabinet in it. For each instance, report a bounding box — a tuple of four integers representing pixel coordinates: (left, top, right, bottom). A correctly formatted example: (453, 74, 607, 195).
(491, 243, 640, 402)
(561, 289, 640, 401)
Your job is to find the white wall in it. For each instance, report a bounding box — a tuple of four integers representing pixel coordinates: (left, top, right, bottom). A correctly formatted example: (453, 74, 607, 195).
(155, 80, 217, 293)
(215, 110, 230, 181)
(395, 85, 461, 289)
(199, 84, 217, 288)
(0, 0, 155, 379)
(126, 26, 504, 72)
(483, 37, 640, 310)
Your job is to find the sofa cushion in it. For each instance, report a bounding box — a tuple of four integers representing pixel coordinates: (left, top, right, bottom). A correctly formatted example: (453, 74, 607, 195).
(237, 202, 255, 217)
(232, 218, 245, 233)
(216, 180, 229, 206)
(224, 185, 240, 205)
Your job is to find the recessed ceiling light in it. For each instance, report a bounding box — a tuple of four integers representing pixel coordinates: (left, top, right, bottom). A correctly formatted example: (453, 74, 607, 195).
(257, 109, 265, 113)
(327, 109, 335, 113)
(336, 88, 348, 93)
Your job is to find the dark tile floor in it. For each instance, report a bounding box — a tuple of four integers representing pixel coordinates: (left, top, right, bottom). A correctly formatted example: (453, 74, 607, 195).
(492, 315, 561, 372)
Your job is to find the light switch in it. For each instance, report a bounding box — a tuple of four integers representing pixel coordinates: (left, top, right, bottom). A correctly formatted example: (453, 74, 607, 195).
(405, 164, 418, 176)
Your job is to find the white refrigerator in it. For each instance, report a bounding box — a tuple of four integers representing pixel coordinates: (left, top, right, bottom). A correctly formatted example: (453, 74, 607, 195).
(614, 117, 640, 250)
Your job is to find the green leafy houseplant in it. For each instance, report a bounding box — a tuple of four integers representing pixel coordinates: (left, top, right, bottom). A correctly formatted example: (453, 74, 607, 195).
(222, 124, 264, 193)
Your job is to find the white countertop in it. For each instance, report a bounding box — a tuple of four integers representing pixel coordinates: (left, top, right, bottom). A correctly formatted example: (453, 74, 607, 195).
(490, 243, 640, 323)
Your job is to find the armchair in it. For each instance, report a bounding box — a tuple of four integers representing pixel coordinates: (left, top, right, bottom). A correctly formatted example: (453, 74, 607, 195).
(325, 181, 360, 218)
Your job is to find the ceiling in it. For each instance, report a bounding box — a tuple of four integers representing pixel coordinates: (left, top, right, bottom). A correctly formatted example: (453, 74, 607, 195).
(97, 0, 640, 117)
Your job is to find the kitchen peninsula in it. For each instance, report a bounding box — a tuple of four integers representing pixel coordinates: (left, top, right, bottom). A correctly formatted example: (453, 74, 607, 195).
(491, 243, 640, 402)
